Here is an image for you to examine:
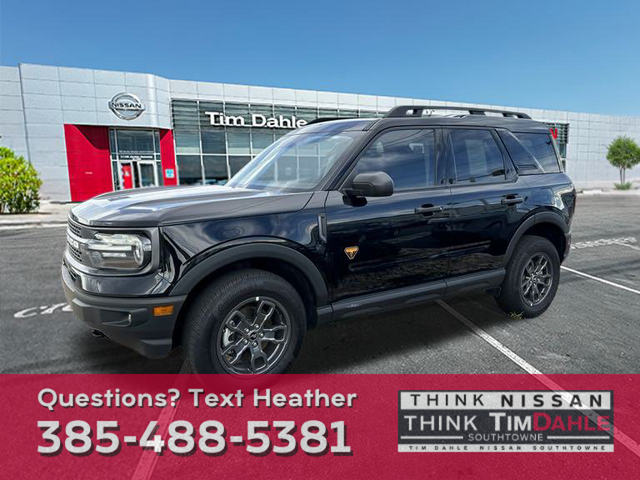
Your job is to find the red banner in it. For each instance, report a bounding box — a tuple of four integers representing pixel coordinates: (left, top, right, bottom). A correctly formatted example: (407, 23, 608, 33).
(2, 374, 640, 478)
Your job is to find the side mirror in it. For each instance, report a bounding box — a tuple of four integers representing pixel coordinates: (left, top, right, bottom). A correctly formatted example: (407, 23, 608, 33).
(347, 172, 394, 197)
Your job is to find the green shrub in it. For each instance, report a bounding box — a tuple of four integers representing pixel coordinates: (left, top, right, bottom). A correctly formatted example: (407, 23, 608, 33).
(0, 147, 43, 213)
(614, 182, 633, 190)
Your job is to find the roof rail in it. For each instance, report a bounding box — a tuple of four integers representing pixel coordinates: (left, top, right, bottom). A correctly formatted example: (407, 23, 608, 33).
(385, 105, 531, 119)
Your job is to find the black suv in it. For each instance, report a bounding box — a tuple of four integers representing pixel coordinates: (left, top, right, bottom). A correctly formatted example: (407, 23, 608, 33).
(62, 106, 575, 374)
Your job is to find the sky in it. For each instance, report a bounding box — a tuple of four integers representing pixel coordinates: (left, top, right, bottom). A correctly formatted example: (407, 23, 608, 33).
(1, 0, 639, 116)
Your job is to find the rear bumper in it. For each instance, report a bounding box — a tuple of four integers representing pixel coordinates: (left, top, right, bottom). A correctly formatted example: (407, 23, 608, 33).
(62, 263, 186, 358)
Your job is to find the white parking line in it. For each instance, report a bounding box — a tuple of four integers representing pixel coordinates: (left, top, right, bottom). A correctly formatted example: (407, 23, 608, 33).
(561, 266, 640, 295)
(436, 299, 542, 375)
(130, 362, 189, 480)
(436, 299, 640, 458)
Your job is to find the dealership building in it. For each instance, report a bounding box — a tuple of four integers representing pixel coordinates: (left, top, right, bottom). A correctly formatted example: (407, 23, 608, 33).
(1, 63, 639, 201)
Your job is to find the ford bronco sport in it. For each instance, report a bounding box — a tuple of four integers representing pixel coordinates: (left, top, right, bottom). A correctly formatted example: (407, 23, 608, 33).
(62, 105, 576, 374)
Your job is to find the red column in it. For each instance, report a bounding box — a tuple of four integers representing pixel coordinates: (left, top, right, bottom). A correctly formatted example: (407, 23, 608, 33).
(159, 129, 178, 186)
(64, 125, 112, 202)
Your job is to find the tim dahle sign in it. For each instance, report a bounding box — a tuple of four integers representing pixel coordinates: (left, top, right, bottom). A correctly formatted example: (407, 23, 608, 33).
(398, 390, 613, 452)
(205, 111, 307, 129)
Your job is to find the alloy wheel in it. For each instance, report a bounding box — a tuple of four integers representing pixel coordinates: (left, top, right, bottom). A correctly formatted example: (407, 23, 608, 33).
(215, 297, 291, 374)
(520, 252, 554, 307)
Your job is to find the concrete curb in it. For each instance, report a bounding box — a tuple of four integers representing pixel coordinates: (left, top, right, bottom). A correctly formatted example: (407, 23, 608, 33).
(578, 189, 640, 196)
(0, 201, 74, 228)
(0, 222, 67, 230)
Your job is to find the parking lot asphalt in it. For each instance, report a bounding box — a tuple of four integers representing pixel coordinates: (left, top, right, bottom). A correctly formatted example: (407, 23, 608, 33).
(0, 195, 638, 375)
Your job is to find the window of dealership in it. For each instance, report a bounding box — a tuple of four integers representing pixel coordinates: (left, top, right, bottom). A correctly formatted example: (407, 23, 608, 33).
(170, 100, 568, 187)
(171, 100, 384, 186)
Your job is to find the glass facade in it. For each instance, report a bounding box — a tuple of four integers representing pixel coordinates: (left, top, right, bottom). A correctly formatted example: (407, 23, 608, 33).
(171, 101, 572, 185)
(544, 122, 569, 159)
(171, 100, 382, 186)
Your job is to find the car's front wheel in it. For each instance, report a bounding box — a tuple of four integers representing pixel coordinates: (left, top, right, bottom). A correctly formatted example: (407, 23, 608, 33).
(184, 269, 306, 374)
(495, 235, 560, 318)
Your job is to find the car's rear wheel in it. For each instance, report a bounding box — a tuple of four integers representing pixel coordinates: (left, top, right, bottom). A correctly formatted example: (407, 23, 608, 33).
(184, 269, 306, 374)
(495, 235, 560, 318)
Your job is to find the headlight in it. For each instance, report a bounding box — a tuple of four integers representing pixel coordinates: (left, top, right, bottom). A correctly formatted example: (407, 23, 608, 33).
(86, 233, 152, 271)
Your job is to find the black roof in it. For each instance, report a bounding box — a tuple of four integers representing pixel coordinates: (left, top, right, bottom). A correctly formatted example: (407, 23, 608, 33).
(370, 114, 550, 133)
(373, 105, 548, 132)
(297, 110, 550, 135)
(385, 105, 531, 119)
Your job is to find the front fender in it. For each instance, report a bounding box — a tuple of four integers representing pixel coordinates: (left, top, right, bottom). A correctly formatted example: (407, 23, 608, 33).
(168, 239, 329, 306)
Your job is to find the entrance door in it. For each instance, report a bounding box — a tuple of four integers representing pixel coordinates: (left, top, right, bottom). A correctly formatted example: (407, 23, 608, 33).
(137, 161, 157, 188)
(109, 129, 163, 191)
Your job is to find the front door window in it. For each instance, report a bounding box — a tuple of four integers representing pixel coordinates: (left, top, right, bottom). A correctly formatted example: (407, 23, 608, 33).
(351, 128, 438, 190)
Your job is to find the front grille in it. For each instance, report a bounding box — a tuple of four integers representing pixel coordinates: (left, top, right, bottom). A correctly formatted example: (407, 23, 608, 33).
(67, 219, 88, 264)
(68, 243, 83, 263)
(68, 220, 82, 237)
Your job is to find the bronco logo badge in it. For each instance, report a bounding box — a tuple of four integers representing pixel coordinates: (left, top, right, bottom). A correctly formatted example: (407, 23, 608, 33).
(344, 246, 359, 260)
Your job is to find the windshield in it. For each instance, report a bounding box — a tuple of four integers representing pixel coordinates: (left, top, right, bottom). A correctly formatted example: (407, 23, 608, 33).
(227, 131, 363, 191)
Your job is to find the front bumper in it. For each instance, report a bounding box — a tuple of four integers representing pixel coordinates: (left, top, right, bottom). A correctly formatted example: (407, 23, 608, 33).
(563, 231, 572, 261)
(62, 263, 187, 358)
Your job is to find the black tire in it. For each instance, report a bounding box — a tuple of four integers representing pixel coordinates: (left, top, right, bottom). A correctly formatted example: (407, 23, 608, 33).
(495, 235, 560, 318)
(183, 269, 306, 375)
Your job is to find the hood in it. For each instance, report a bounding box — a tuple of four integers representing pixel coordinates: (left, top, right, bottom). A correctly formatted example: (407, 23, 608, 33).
(70, 185, 313, 227)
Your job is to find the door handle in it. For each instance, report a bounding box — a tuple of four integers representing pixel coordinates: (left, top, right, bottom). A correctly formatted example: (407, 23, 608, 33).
(415, 205, 444, 215)
(501, 195, 524, 206)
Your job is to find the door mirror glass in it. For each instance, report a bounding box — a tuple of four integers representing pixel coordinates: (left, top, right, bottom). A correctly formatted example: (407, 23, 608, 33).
(349, 172, 394, 197)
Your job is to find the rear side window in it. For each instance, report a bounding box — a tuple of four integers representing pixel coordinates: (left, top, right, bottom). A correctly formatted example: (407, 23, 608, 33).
(497, 130, 543, 175)
(448, 129, 506, 183)
(512, 132, 561, 173)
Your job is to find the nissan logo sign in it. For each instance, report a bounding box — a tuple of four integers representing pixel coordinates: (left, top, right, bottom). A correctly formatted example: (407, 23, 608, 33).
(108, 92, 145, 120)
